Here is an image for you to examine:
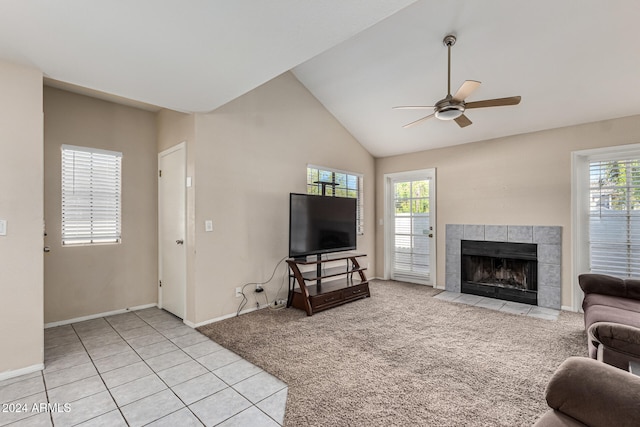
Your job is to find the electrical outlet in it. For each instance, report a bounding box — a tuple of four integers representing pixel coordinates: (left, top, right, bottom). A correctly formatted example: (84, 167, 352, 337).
(235, 287, 242, 298)
(273, 299, 286, 307)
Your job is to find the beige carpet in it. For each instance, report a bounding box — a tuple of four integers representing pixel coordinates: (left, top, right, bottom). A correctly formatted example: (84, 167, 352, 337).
(198, 280, 586, 426)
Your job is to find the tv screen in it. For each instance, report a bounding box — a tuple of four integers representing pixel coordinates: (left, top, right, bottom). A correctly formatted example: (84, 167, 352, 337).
(289, 193, 357, 258)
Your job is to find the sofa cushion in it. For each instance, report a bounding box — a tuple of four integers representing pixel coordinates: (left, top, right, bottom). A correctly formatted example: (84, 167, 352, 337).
(579, 273, 640, 301)
(584, 304, 640, 331)
(583, 293, 640, 314)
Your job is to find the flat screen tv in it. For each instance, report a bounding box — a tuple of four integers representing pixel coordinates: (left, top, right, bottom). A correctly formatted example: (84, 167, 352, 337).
(289, 193, 357, 259)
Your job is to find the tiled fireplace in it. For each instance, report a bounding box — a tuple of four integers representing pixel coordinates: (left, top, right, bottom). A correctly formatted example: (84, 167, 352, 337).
(446, 225, 562, 309)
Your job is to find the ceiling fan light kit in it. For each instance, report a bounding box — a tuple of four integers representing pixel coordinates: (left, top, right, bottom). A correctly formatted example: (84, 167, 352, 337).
(394, 34, 521, 129)
(434, 99, 464, 120)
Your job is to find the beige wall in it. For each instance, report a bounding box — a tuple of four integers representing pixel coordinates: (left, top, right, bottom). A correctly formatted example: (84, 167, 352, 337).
(191, 72, 376, 323)
(0, 61, 44, 375)
(157, 110, 197, 323)
(43, 87, 158, 323)
(375, 114, 640, 308)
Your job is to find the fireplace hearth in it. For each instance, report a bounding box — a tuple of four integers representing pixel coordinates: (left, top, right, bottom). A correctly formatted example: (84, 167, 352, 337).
(461, 240, 537, 305)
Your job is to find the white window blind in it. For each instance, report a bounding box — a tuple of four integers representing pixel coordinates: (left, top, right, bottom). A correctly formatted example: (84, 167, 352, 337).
(589, 158, 640, 277)
(61, 145, 122, 245)
(306, 165, 364, 235)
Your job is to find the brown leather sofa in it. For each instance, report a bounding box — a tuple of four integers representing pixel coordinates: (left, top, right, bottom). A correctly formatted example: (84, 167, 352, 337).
(533, 357, 640, 427)
(578, 273, 640, 366)
(534, 275, 640, 426)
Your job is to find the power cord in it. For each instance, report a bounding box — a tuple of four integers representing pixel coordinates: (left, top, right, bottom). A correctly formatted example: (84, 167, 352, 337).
(265, 265, 290, 311)
(236, 255, 288, 316)
(264, 290, 285, 311)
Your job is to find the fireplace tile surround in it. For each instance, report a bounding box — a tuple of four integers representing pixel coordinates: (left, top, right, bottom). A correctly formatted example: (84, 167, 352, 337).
(445, 224, 562, 309)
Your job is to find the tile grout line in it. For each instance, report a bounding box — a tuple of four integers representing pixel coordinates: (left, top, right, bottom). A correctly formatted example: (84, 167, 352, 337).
(70, 319, 131, 427)
(129, 309, 208, 426)
(0, 375, 43, 426)
(42, 313, 185, 426)
(132, 309, 274, 426)
(138, 309, 287, 426)
(132, 309, 285, 426)
(37, 308, 286, 426)
(244, 387, 288, 427)
(75, 318, 169, 421)
(97, 313, 190, 423)
(42, 369, 54, 427)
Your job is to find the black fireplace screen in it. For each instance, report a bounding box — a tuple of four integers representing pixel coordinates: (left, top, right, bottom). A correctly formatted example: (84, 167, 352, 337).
(461, 240, 538, 305)
(462, 256, 534, 290)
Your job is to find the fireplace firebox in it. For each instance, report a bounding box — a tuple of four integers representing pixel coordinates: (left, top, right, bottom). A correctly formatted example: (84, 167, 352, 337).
(461, 240, 537, 305)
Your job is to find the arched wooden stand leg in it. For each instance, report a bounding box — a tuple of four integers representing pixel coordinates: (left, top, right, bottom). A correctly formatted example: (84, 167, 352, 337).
(287, 253, 370, 316)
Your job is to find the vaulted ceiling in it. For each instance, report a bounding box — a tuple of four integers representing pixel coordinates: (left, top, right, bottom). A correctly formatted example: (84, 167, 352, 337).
(2, 0, 639, 157)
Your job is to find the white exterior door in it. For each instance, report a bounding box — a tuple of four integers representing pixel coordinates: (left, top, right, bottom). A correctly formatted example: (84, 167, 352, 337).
(158, 143, 186, 318)
(385, 169, 436, 285)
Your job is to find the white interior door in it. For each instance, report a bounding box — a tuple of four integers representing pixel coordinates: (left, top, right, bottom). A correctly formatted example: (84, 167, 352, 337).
(158, 143, 186, 318)
(385, 169, 436, 285)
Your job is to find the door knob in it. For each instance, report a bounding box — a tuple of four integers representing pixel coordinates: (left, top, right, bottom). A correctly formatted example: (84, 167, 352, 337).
(176, 239, 184, 245)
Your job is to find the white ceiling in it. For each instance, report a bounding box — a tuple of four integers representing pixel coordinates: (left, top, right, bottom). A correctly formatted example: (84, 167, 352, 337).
(0, 0, 416, 112)
(2, 1, 640, 157)
(294, 0, 640, 156)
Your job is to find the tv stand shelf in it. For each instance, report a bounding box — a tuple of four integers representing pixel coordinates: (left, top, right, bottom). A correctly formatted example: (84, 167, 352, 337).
(287, 253, 370, 316)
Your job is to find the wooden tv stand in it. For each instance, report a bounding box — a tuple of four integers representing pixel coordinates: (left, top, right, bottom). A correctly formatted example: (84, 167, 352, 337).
(286, 253, 370, 316)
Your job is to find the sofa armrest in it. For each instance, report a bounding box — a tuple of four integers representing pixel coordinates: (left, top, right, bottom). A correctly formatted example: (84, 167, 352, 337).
(544, 357, 640, 427)
(588, 322, 640, 369)
(578, 273, 640, 300)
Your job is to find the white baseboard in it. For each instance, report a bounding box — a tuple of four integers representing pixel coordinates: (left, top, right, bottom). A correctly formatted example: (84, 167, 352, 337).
(187, 304, 268, 329)
(44, 303, 158, 329)
(183, 319, 197, 328)
(0, 363, 44, 382)
(370, 276, 443, 289)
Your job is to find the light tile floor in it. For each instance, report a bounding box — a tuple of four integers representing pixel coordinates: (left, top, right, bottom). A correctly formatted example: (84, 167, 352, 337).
(434, 291, 561, 321)
(0, 308, 287, 427)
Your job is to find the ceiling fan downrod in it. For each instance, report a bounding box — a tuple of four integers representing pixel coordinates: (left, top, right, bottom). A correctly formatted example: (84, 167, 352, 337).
(443, 34, 456, 97)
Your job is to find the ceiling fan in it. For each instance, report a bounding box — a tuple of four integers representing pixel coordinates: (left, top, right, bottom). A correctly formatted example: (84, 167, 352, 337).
(394, 34, 521, 128)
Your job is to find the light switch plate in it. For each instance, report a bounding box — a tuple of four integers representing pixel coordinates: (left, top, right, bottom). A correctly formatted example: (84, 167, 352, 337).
(205, 220, 213, 232)
(0, 219, 6, 236)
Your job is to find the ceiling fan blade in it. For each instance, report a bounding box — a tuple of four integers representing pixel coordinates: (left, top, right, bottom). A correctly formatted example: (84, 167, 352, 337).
(465, 96, 521, 109)
(452, 80, 481, 102)
(454, 114, 472, 128)
(403, 113, 435, 128)
(393, 106, 435, 110)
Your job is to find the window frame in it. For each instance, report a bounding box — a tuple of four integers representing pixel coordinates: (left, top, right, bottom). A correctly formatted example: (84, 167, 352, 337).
(572, 143, 640, 309)
(306, 164, 364, 235)
(61, 144, 123, 246)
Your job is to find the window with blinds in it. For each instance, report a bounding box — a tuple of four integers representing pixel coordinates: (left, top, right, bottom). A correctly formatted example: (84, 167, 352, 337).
(61, 145, 122, 245)
(589, 158, 640, 277)
(307, 165, 364, 235)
